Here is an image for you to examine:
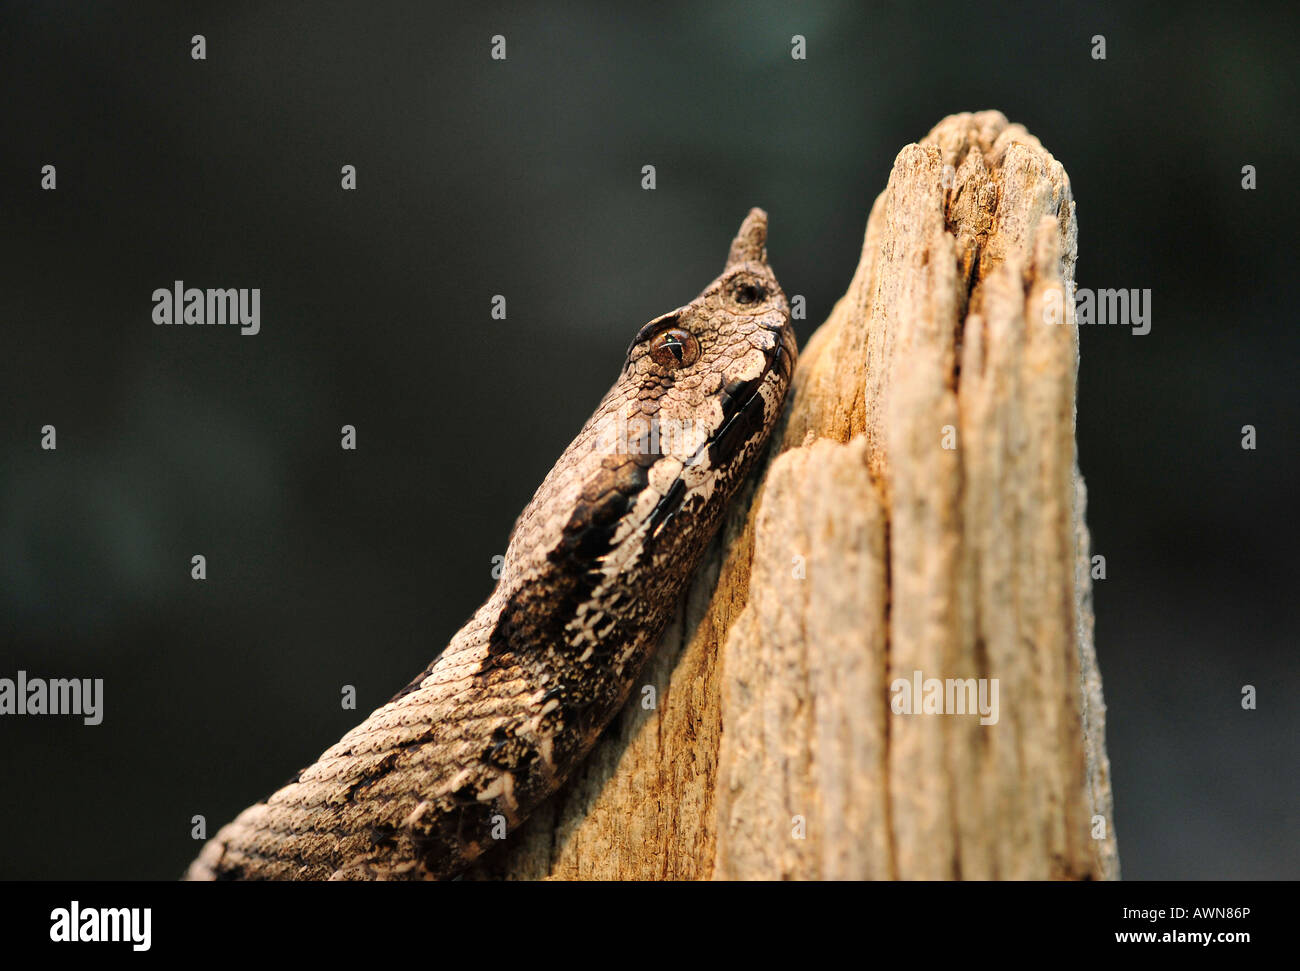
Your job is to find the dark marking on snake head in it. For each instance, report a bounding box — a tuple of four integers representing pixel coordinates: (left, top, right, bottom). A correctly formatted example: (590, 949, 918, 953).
(708, 376, 770, 470)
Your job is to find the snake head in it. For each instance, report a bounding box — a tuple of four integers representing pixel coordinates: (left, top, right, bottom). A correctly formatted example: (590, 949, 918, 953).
(497, 209, 798, 641)
(618, 208, 797, 475)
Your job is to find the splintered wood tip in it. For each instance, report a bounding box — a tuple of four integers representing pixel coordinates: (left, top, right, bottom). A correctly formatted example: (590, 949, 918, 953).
(727, 208, 768, 267)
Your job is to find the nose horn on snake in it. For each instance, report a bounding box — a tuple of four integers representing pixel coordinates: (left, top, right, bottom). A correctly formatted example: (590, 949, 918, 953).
(726, 208, 768, 268)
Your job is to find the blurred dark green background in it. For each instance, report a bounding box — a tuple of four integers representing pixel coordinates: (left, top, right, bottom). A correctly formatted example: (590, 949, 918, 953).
(1, 2, 1296, 879)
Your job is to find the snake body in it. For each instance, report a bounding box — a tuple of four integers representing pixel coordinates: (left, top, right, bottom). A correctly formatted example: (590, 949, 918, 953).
(185, 209, 796, 880)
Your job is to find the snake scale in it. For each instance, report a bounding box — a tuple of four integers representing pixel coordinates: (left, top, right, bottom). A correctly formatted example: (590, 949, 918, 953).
(185, 209, 796, 880)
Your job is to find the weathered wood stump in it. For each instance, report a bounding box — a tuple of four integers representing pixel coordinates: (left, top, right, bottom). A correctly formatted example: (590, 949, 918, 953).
(470, 110, 1118, 881)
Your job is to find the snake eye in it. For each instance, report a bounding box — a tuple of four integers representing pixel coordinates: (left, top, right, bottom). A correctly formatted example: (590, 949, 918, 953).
(649, 328, 700, 369)
(732, 280, 766, 305)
